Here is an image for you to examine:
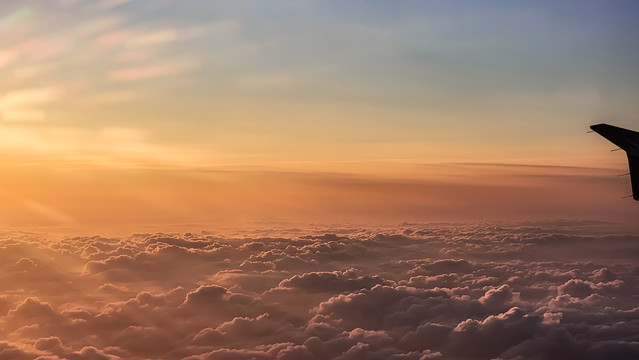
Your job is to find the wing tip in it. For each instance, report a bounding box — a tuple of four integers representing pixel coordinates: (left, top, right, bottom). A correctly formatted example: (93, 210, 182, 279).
(590, 123, 607, 131)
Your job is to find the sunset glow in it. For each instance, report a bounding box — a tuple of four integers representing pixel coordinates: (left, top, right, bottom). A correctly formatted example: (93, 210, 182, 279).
(1, 1, 637, 233)
(1, 1, 638, 359)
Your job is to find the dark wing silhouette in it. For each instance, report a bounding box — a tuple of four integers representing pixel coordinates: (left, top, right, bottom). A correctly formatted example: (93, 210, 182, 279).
(590, 123, 639, 200)
(628, 154, 639, 201)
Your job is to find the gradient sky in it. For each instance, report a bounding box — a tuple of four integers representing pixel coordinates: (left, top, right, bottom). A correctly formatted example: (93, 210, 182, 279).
(1, 0, 638, 232)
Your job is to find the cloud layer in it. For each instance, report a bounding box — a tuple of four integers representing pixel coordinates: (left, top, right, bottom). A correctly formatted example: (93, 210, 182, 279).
(1, 221, 638, 359)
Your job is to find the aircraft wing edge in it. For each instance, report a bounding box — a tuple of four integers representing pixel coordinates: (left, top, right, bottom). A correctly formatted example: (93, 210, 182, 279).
(628, 154, 639, 201)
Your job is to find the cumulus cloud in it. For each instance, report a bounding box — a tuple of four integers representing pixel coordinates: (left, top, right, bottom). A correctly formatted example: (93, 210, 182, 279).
(0, 221, 638, 359)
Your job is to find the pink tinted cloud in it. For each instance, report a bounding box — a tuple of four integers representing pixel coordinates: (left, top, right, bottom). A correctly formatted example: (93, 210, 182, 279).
(0, 222, 638, 359)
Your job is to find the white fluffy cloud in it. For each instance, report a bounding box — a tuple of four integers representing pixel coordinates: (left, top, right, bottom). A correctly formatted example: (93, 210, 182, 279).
(0, 221, 638, 359)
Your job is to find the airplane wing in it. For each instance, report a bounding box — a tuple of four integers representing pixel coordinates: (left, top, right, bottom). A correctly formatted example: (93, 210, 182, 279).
(628, 154, 639, 201)
(590, 123, 639, 201)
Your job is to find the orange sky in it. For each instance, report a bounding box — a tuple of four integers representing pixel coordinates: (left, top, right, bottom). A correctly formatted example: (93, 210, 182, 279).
(1, 1, 638, 233)
(0, 160, 635, 235)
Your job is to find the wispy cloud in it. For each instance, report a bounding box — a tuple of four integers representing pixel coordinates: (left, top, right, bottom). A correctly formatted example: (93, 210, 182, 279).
(97, 0, 134, 10)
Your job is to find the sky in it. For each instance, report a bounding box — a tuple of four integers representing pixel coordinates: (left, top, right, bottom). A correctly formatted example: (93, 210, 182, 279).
(1, 0, 638, 231)
(2, 2, 639, 359)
